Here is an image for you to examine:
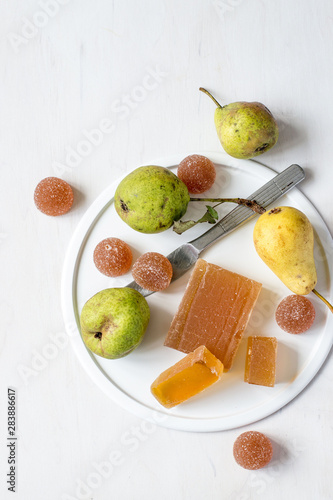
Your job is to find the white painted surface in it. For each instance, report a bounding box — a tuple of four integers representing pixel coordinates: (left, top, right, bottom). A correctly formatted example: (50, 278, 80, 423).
(1, 1, 333, 499)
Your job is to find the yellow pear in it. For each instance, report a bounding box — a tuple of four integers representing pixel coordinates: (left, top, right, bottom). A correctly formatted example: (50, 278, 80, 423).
(253, 206, 317, 295)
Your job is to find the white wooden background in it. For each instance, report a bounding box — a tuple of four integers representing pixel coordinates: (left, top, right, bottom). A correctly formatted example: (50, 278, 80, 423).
(1, 1, 333, 499)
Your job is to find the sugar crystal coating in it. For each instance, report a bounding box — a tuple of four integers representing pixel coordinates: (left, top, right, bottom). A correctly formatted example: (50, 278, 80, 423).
(177, 154, 216, 194)
(275, 295, 315, 334)
(244, 336, 277, 387)
(34, 177, 74, 216)
(233, 431, 273, 470)
(132, 252, 173, 291)
(93, 238, 132, 277)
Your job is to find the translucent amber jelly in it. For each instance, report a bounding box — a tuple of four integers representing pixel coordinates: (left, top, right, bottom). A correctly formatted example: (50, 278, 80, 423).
(151, 345, 223, 408)
(164, 259, 262, 370)
(244, 336, 277, 387)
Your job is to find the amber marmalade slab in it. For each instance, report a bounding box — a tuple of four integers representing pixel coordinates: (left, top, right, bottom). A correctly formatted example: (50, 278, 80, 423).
(164, 259, 262, 371)
(151, 345, 223, 408)
(244, 336, 277, 387)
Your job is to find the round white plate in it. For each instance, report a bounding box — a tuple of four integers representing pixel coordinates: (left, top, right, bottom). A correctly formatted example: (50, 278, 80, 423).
(61, 152, 333, 432)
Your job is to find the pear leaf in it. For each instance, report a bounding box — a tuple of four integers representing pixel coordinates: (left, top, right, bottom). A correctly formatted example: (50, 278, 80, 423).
(173, 205, 219, 235)
(173, 220, 197, 234)
(206, 205, 219, 220)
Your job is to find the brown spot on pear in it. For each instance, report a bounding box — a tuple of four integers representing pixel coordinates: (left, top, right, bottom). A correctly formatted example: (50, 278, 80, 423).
(199, 88, 278, 160)
(114, 166, 190, 233)
(80, 288, 150, 359)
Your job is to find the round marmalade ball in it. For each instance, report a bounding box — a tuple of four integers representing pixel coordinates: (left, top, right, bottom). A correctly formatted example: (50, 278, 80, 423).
(275, 294, 316, 334)
(132, 252, 173, 291)
(93, 238, 133, 277)
(233, 431, 273, 470)
(177, 154, 216, 194)
(34, 177, 74, 216)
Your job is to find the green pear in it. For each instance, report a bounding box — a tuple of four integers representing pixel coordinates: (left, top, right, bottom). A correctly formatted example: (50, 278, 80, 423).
(80, 287, 150, 359)
(253, 206, 317, 295)
(114, 165, 190, 233)
(200, 88, 279, 159)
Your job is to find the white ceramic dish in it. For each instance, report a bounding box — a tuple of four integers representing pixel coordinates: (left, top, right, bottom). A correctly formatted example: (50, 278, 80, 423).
(61, 152, 333, 432)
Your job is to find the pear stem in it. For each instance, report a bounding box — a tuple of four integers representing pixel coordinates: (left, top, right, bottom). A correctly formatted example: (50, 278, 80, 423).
(199, 87, 223, 108)
(189, 197, 266, 215)
(312, 289, 333, 313)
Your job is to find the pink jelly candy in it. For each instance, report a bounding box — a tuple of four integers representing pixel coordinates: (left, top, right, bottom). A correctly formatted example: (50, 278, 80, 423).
(177, 154, 216, 194)
(34, 177, 74, 216)
(132, 252, 173, 291)
(93, 238, 133, 277)
(233, 431, 273, 470)
(275, 295, 316, 334)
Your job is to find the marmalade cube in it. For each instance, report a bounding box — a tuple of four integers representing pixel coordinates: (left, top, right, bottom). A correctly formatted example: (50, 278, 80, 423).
(244, 336, 277, 387)
(151, 345, 223, 408)
(164, 259, 262, 371)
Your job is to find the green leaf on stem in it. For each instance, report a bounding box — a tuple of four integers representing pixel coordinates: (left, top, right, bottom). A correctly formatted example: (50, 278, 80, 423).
(173, 205, 219, 235)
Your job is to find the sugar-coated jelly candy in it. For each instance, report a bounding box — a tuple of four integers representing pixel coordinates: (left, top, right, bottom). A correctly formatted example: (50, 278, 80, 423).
(275, 295, 315, 334)
(177, 154, 216, 194)
(244, 336, 277, 387)
(233, 431, 273, 470)
(151, 345, 224, 408)
(34, 177, 74, 216)
(132, 252, 173, 291)
(93, 238, 132, 277)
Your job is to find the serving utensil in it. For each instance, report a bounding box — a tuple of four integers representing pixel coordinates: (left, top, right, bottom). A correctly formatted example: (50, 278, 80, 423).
(127, 164, 305, 297)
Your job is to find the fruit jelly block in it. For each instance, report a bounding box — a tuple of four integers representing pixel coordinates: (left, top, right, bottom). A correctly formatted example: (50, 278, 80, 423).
(164, 259, 262, 371)
(151, 345, 223, 408)
(244, 336, 277, 387)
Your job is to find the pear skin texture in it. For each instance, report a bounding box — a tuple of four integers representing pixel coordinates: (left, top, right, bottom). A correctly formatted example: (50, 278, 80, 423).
(80, 288, 150, 359)
(114, 166, 190, 233)
(214, 102, 279, 159)
(253, 206, 317, 295)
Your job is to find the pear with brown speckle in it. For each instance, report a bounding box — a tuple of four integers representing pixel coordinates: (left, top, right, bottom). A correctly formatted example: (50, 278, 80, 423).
(200, 88, 279, 159)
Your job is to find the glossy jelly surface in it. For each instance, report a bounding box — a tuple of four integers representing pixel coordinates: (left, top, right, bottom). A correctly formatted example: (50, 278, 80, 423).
(244, 336, 277, 387)
(151, 345, 223, 408)
(164, 259, 262, 370)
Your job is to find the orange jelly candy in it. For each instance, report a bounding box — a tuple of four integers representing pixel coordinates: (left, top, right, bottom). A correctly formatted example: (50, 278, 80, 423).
(164, 259, 262, 370)
(177, 154, 216, 194)
(34, 177, 74, 216)
(93, 238, 132, 277)
(151, 345, 223, 408)
(244, 336, 277, 387)
(132, 252, 173, 291)
(233, 431, 273, 470)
